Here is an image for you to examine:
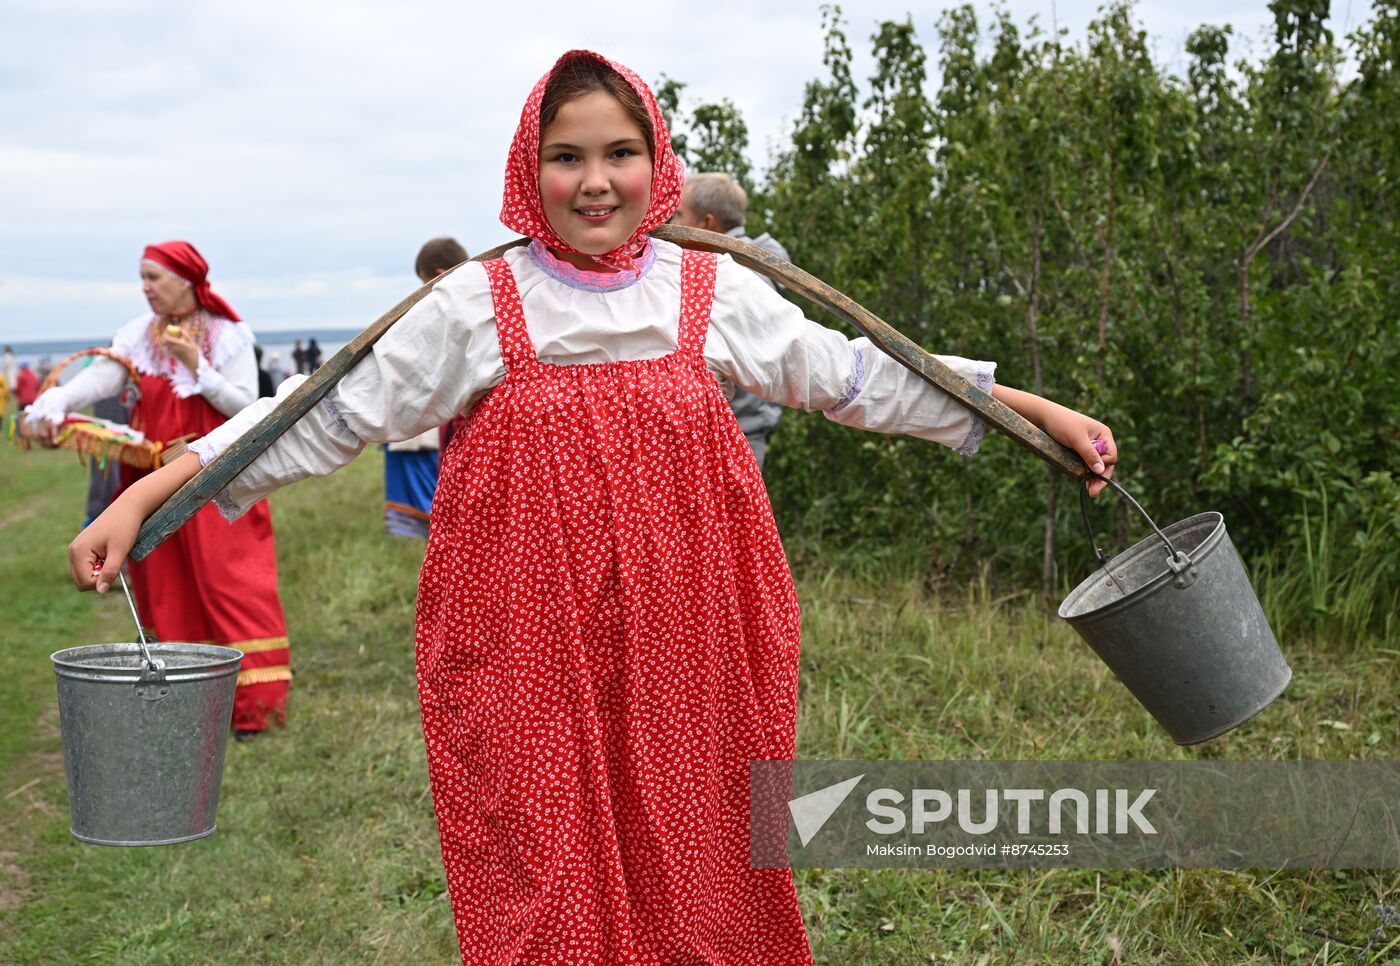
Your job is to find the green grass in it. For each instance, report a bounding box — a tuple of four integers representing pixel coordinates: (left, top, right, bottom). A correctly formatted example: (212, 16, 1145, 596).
(0, 440, 1395, 964)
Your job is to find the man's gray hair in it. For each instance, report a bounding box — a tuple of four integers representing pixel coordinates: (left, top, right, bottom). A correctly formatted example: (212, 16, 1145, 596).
(685, 172, 748, 231)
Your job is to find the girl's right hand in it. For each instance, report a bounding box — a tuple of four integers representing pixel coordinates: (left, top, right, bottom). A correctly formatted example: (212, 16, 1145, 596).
(69, 507, 142, 593)
(66, 452, 204, 592)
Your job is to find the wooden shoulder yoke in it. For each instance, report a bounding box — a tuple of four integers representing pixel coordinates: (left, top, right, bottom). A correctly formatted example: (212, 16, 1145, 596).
(131, 225, 1084, 561)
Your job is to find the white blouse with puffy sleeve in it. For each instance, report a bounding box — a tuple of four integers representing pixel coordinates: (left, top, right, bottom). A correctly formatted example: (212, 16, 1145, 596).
(192, 239, 995, 520)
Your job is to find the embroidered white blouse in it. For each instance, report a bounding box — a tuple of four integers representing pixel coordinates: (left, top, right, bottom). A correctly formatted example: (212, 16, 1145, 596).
(192, 239, 997, 519)
(25, 313, 258, 427)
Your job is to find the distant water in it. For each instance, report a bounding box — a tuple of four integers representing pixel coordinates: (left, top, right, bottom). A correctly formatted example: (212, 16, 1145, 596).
(254, 329, 360, 376)
(5, 326, 362, 374)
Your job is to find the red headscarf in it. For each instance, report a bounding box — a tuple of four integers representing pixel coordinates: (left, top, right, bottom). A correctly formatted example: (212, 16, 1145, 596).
(500, 50, 685, 273)
(141, 240, 241, 321)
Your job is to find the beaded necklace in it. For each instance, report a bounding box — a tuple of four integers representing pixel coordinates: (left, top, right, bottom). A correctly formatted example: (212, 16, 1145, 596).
(147, 309, 214, 373)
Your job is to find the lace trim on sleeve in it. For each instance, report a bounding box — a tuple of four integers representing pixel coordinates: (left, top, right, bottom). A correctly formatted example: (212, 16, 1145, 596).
(826, 345, 867, 414)
(322, 393, 352, 433)
(208, 489, 244, 523)
(955, 362, 998, 457)
(188, 436, 220, 467)
(187, 437, 246, 521)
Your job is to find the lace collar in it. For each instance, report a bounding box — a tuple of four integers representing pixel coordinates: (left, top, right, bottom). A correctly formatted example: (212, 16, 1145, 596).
(116, 312, 252, 399)
(526, 239, 657, 293)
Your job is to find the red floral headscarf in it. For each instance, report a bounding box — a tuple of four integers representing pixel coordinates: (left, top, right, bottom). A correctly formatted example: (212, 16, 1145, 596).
(500, 50, 685, 273)
(141, 240, 241, 321)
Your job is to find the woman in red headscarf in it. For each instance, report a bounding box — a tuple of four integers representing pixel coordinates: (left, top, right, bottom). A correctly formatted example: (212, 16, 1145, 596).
(28, 241, 291, 738)
(71, 52, 1116, 963)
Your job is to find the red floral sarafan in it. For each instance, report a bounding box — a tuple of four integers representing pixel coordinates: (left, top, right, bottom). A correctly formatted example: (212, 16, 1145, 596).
(416, 247, 810, 962)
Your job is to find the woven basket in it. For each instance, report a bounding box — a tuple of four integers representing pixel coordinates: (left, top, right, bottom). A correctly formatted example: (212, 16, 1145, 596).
(14, 348, 190, 470)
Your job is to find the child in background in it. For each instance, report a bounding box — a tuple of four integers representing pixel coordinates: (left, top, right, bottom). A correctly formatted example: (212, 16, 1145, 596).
(416, 237, 473, 454)
(382, 428, 438, 539)
(71, 51, 1116, 964)
(377, 237, 472, 539)
(416, 236, 469, 282)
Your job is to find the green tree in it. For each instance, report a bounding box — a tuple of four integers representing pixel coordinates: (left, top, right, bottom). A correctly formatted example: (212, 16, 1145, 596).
(705, 1, 1396, 637)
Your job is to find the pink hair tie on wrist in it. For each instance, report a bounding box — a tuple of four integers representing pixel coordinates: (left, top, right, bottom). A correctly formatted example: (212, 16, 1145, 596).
(1092, 438, 1108, 455)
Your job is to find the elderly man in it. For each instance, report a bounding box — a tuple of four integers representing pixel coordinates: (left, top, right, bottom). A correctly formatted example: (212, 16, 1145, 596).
(674, 172, 790, 471)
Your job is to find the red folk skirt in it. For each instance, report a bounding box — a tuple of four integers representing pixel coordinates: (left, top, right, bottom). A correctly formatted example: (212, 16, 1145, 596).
(123, 373, 291, 731)
(415, 251, 812, 963)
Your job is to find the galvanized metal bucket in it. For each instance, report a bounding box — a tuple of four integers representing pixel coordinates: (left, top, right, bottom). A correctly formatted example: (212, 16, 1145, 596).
(50, 641, 242, 846)
(1058, 480, 1292, 745)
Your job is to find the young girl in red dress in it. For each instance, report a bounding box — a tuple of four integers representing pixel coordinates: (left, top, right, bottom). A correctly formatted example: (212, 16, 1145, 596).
(71, 51, 1116, 964)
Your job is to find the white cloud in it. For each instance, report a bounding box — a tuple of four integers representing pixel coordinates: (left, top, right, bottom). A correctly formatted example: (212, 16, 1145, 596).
(0, 275, 133, 305)
(0, 268, 419, 342)
(0, 0, 1375, 342)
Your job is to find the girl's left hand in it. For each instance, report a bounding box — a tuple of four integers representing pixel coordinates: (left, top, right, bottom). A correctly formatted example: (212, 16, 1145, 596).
(1040, 403, 1117, 497)
(161, 324, 200, 372)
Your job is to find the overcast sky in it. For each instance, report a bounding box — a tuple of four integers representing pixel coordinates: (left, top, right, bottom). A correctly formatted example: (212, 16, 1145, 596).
(0, 0, 1374, 344)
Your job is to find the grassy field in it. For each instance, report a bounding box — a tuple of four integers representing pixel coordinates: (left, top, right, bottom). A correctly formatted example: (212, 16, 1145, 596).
(0, 439, 1395, 964)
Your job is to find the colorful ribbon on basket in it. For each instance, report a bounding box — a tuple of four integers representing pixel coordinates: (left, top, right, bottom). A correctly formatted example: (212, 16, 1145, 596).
(11, 348, 170, 469)
(51, 415, 155, 471)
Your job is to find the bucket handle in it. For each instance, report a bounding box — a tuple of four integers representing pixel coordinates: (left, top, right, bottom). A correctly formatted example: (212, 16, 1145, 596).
(116, 571, 170, 701)
(1078, 477, 1198, 589)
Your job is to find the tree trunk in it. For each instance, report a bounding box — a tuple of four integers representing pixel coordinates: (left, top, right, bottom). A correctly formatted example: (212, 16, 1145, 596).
(1025, 207, 1056, 598)
(1043, 467, 1060, 600)
(1096, 151, 1118, 387)
(1238, 144, 1333, 402)
(1238, 263, 1253, 399)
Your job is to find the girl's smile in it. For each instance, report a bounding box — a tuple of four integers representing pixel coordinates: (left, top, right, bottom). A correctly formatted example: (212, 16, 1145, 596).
(537, 91, 653, 272)
(576, 206, 618, 221)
